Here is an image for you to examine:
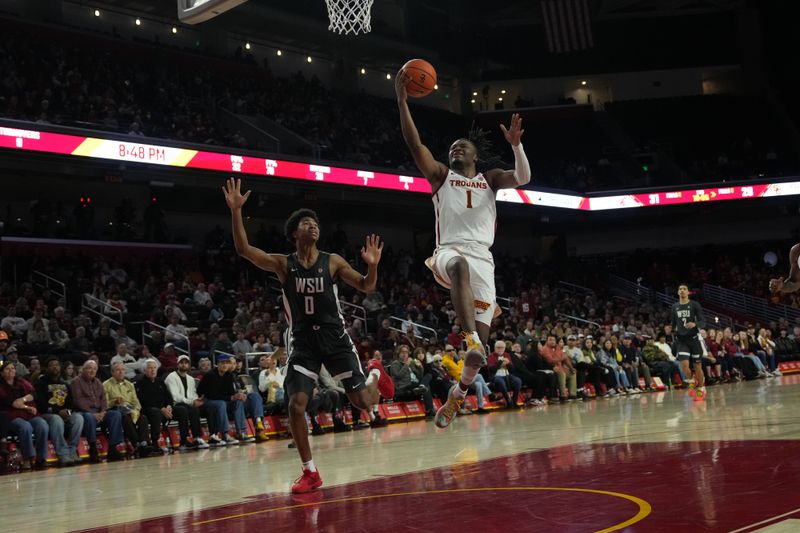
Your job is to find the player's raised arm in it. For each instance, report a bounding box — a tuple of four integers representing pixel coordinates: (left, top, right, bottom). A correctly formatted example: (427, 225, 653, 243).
(222, 178, 287, 280)
(485, 113, 531, 190)
(396, 69, 449, 189)
(332, 234, 383, 293)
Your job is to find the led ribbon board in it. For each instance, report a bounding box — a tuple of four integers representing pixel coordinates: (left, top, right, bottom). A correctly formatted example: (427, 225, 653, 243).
(0, 125, 796, 211)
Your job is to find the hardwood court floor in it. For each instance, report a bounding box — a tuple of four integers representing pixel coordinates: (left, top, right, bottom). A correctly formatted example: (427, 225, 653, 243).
(6, 375, 800, 532)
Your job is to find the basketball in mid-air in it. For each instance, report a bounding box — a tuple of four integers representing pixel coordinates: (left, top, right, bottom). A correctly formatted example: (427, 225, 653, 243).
(402, 59, 437, 98)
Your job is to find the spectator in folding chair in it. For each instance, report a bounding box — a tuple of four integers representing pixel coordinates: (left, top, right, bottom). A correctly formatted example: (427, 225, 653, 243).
(774, 329, 796, 362)
(620, 335, 650, 391)
(34, 356, 84, 466)
(757, 328, 781, 376)
(507, 342, 547, 405)
(164, 354, 209, 450)
(441, 346, 490, 413)
(104, 362, 155, 457)
(426, 353, 456, 405)
(258, 353, 286, 415)
(488, 341, 523, 408)
(196, 353, 252, 445)
(70, 360, 124, 462)
(523, 343, 559, 405)
(654, 332, 687, 386)
(232, 357, 268, 441)
(135, 359, 176, 453)
(566, 335, 602, 399)
(735, 331, 769, 379)
(389, 345, 435, 417)
(0, 361, 49, 470)
(539, 335, 577, 401)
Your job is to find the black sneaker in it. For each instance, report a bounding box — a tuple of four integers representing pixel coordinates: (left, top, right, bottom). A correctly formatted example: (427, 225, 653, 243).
(474, 408, 490, 414)
(370, 416, 389, 427)
(88, 444, 100, 463)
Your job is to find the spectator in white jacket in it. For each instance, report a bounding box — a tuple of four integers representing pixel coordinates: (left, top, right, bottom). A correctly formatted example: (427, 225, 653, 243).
(164, 355, 208, 449)
(258, 355, 285, 406)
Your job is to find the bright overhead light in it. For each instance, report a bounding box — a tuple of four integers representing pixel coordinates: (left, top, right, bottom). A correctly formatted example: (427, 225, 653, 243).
(501, 89, 506, 94)
(135, 18, 141, 26)
(470, 99, 476, 103)
(307, 56, 312, 63)
(245, 42, 251, 50)
(498, 97, 503, 101)
(94, 9, 100, 17)
(386, 73, 391, 80)
(172, 26, 177, 34)
(360, 68, 366, 74)
(472, 91, 478, 96)
(434, 84, 438, 90)
(276, 50, 282, 56)
(581, 80, 587, 86)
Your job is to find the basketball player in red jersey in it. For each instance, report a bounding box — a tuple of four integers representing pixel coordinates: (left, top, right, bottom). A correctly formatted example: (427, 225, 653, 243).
(395, 69, 531, 428)
(770, 244, 800, 294)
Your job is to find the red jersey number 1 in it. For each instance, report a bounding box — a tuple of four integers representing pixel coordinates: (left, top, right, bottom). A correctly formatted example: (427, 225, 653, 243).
(466, 190, 473, 208)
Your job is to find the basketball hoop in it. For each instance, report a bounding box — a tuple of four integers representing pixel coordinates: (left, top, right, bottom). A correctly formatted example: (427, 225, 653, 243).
(325, 0, 373, 35)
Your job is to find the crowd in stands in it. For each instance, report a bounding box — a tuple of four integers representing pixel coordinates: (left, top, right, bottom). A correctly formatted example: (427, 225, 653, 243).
(3, 20, 796, 193)
(0, 235, 797, 472)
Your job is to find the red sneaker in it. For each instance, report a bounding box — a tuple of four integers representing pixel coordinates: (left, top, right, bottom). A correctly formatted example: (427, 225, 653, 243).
(291, 469, 323, 494)
(367, 359, 395, 399)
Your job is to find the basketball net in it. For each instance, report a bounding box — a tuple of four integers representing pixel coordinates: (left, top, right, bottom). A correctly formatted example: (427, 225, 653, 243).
(325, 0, 373, 35)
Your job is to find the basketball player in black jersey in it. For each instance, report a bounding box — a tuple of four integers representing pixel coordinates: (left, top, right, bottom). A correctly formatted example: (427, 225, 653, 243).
(671, 283, 706, 398)
(223, 178, 394, 493)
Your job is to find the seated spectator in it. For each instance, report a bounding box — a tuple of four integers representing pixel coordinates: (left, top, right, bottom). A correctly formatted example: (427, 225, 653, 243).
(211, 331, 234, 356)
(489, 340, 523, 407)
(538, 335, 577, 401)
(34, 356, 84, 466)
(734, 331, 769, 378)
(92, 323, 117, 363)
(196, 353, 251, 445)
(604, 338, 637, 393)
(231, 358, 267, 441)
(114, 325, 137, 352)
(27, 357, 42, 384)
(312, 367, 351, 434)
(0, 361, 49, 470)
(620, 334, 652, 390)
(165, 315, 188, 349)
(4, 346, 28, 379)
(426, 353, 456, 405)
(104, 362, 154, 457)
(442, 344, 491, 412)
(506, 342, 547, 407)
(654, 332, 687, 384)
(67, 326, 91, 358)
(145, 330, 166, 357)
(110, 343, 139, 381)
(774, 329, 796, 362)
(158, 343, 179, 374)
(135, 359, 177, 453)
(164, 354, 209, 450)
(232, 331, 253, 358)
(194, 357, 212, 379)
(26, 319, 52, 354)
(61, 361, 76, 384)
(193, 283, 212, 306)
(1, 308, 27, 337)
(757, 328, 781, 376)
(258, 354, 285, 415)
(389, 345, 435, 417)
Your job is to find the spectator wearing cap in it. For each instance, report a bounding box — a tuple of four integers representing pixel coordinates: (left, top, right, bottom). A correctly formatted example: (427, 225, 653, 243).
(104, 362, 154, 457)
(0, 360, 50, 470)
(6, 345, 29, 378)
(34, 356, 84, 466)
(71, 359, 126, 462)
(488, 340, 523, 408)
(196, 353, 249, 446)
(164, 354, 208, 450)
(159, 343, 179, 373)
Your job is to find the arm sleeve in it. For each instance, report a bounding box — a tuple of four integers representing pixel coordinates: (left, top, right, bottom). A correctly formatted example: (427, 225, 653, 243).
(511, 143, 531, 186)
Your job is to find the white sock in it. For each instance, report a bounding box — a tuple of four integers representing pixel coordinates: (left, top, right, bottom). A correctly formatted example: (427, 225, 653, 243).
(365, 368, 381, 387)
(453, 384, 468, 399)
(302, 459, 317, 472)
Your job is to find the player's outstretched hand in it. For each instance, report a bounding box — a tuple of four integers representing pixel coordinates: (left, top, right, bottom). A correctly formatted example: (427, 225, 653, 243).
(395, 69, 410, 102)
(222, 177, 251, 210)
(361, 234, 384, 266)
(500, 113, 525, 146)
(769, 278, 784, 293)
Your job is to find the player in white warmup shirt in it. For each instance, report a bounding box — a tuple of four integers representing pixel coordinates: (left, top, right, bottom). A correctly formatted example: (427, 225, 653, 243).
(395, 68, 532, 428)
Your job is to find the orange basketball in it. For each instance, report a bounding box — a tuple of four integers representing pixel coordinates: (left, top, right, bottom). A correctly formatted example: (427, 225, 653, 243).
(402, 58, 437, 98)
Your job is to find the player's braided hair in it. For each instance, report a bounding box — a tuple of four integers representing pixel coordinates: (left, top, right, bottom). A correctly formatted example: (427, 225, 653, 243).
(438, 124, 509, 172)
